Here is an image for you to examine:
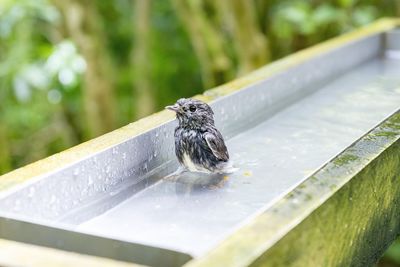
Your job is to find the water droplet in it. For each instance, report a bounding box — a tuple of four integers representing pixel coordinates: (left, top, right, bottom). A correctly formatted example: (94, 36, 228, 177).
(163, 130, 169, 138)
(13, 202, 21, 212)
(88, 176, 94, 186)
(105, 165, 111, 173)
(122, 152, 127, 160)
(73, 168, 79, 176)
(28, 187, 35, 198)
(81, 188, 88, 196)
(50, 195, 56, 204)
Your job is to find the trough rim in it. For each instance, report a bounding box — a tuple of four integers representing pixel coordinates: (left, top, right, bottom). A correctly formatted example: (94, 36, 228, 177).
(0, 18, 397, 193)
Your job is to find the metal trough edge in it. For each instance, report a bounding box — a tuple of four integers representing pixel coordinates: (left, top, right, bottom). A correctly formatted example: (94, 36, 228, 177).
(0, 18, 399, 267)
(0, 238, 142, 267)
(0, 18, 397, 193)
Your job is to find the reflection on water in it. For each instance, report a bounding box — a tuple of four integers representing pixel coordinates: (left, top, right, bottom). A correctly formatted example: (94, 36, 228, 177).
(168, 172, 228, 196)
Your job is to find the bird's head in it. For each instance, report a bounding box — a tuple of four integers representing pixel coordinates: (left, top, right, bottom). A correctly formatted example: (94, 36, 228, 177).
(165, 98, 215, 129)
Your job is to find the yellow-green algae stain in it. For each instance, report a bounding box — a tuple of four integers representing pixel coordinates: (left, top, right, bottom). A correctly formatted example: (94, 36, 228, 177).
(333, 154, 359, 167)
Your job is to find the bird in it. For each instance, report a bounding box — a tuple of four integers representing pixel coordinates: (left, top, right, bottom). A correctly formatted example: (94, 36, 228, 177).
(165, 98, 236, 174)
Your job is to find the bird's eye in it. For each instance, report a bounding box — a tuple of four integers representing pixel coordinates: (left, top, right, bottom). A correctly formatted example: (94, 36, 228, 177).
(189, 105, 196, 112)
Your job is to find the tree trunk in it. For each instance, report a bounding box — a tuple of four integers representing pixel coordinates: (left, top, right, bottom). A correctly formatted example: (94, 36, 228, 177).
(219, 0, 270, 76)
(132, 0, 156, 119)
(53, 0, 116, 138)
(397, 1, 400, 17)
(172, 0, 233, 89)
(0, 124, 12, 175)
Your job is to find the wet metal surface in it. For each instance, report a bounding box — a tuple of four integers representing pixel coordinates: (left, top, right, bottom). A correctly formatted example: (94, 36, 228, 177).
(385, 28, 400, 59)
(78, 57, 400, 256)
(0, 28, 399, 265)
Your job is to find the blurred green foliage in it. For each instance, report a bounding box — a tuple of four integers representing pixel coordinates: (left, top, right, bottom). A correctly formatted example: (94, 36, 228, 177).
(383, 239, 400, 265)
(0, 0, 398, 173)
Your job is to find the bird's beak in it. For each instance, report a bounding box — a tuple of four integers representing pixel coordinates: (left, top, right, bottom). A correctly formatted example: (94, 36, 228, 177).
(165, 103, 181, 113)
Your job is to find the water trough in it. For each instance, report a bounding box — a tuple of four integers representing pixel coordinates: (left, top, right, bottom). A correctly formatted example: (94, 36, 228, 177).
(0, 19, 400, 267)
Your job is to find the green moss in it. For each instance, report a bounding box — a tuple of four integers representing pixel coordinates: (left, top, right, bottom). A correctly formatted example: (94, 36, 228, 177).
(333, 154, 359, 166)
(304, 194, 313, 201)
(383, 239, 400, 264)
(373, 131, 399, 138)
(329, 184, 338, 191)
(298, 184, 307, 189)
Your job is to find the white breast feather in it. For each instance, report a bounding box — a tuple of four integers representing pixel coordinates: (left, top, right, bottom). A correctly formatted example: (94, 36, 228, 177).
(182, 153, 209, 173)
(183, 153, 198, 172)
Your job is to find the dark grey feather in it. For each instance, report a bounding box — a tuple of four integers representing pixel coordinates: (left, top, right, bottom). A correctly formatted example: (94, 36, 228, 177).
(204, 131, 229, 161)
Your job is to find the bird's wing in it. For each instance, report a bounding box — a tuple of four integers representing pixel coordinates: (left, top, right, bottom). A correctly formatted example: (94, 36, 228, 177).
(204, 131, 229, 161)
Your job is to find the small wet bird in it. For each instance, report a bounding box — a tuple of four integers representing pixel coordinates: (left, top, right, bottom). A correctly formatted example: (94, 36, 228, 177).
(166, 98, 236, 174)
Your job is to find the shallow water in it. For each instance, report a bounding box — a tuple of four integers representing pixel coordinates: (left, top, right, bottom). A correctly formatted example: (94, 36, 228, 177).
(78, 57, 400, 257)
